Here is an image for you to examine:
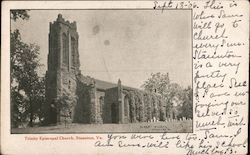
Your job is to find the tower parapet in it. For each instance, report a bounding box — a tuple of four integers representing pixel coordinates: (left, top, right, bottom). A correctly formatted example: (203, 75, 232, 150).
(52, 14, 78, 30)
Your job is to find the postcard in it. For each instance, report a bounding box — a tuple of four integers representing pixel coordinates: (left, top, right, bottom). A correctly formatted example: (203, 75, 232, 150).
(1, 0, 249, 154)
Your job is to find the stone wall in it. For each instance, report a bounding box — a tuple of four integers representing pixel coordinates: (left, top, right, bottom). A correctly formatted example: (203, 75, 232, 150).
(73, 75, 104, 124)
(73, 79, 91, 123)
(96, 90, 105, 121)
(103, 87, 118, 123)
(89, 83, 103, 124)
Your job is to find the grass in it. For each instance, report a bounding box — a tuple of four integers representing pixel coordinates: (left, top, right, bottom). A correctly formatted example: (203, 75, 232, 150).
(12, 120, 192, 134)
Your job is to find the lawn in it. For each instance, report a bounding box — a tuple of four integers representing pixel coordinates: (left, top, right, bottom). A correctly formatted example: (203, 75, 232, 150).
(12, 120, 192, 133)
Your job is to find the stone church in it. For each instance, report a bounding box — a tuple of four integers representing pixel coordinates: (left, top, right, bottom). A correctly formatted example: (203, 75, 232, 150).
(44, 14, 170, 125)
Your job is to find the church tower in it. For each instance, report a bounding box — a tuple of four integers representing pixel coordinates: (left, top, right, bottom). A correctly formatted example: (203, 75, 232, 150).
(44, 14, 80, 124)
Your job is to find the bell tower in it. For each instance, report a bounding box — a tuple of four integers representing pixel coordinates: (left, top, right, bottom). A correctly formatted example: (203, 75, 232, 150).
(44, 14, 80, 124)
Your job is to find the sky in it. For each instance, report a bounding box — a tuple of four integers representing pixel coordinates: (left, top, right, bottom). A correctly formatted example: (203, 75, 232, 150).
(11, 10, 192, 89)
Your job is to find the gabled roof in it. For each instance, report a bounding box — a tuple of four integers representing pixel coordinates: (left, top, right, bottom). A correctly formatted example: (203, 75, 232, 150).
(78, 73, 142, 91)
(94, 78, 142, 92)
(94, 79, 117, 90)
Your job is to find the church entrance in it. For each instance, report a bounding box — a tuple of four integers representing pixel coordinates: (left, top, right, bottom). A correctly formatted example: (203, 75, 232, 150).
(50, 100, 57, 124)
(111, 103, 117, 123)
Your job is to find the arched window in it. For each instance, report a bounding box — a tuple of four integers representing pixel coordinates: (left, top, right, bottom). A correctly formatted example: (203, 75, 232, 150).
(111, 103, 117, 123)
(99, 96, 104, 115)
(62, 33, 68, 65)
(124, 95, 129, 117)
(68, 80, 71, 89)
(71, 37, 76, 67)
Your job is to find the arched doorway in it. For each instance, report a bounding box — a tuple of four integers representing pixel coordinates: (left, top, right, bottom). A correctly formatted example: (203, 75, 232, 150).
(50, 99, 57, 124)
(111, 103, 117, 123)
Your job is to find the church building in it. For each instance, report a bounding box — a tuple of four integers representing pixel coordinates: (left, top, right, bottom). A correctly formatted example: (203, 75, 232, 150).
(44, 14, 169, 125)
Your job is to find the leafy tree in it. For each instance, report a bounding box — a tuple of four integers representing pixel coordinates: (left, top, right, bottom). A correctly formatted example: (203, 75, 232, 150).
(33, 77, 46, 123)
(11, 86, 28, 127)
(177, 86, 193, 119)
(142, 72, 170, 95)
(141, 73, 179, 115)
(141, 72, 193, 120)
(11, 10, 45, 127)
(10, 10, 30, 21)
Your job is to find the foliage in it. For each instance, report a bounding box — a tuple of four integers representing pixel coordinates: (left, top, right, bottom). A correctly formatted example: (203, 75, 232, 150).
(11, 10, 45, 128)
(11, 86, 28, 127)
(127, 91, 136, 123)
(141, 72, 170, 95)
(177, 86, 193, 119)
(57, 87, 77, 123)
(10, 10, 30, 21)
(141, 72, 193, 120)
(124, 89, 165, 123)
(143, 92, 152, 121)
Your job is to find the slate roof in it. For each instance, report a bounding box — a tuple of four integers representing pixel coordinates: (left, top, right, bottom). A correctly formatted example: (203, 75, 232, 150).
(78, 74, 141, 91)
(94, 79, 117, 90)
(94, 78, 141, 92)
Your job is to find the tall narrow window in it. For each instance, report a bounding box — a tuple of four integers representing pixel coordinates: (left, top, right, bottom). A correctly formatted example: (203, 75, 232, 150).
(124, 95, 129, 117)
(62, 33, 68, 65)
(71, 37, 76, 67)
(68, 80, 71, 89)
(99, 96, 104, 116)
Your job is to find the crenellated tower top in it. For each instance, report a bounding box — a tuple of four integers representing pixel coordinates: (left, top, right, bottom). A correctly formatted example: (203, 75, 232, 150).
(49, 14, 77, 30)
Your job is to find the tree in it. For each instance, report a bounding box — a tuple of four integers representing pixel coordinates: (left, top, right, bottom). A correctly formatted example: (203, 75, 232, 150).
(141, 73, 181, 115)
(10, 10, 30, 21)
(32, 77, 45, 123)
(141, 72, 192, 120)
(11, 86, 28, 127)
(11, 10, 45, 127)
(141, 72, 170, 95)
(177, 86, 193, 119)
